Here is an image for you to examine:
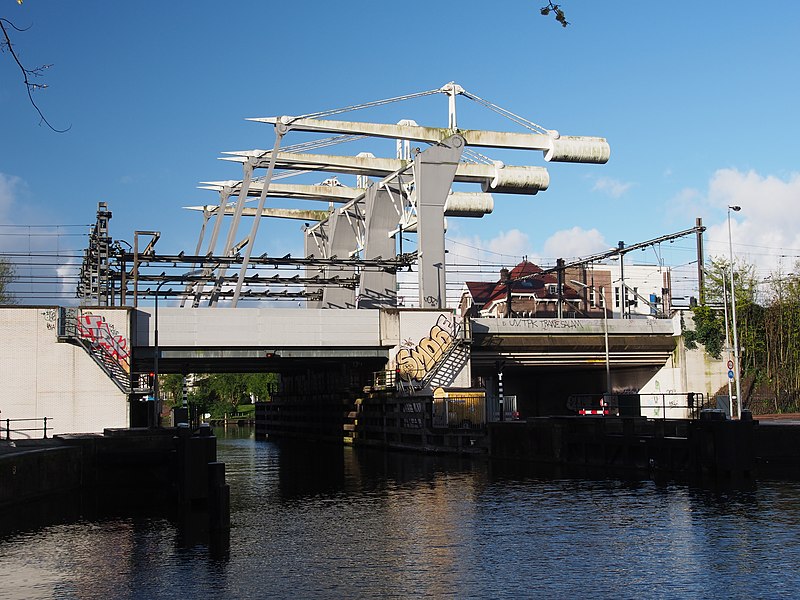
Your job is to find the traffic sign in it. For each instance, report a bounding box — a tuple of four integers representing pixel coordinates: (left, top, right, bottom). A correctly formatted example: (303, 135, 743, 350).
(727, 360, 734, 370)
(728, 370, 735, 379)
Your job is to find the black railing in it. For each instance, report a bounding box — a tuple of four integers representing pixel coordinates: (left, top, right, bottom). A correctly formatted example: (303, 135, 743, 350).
(568, 393, 708, 419)
(4, 417, 52, 440)
(57, 308, 131, 394)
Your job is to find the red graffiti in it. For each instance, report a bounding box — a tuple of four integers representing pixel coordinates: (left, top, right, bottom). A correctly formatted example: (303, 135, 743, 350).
(77, 313, 130, 373)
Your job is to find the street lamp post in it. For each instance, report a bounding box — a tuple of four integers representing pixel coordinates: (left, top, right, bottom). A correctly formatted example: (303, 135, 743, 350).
(154, 269, 204, 428)
(152, 277, 168, 428)
(728, 205, 742, 418)
(721, 268, 734, 418)
(600, 287, 611, 395)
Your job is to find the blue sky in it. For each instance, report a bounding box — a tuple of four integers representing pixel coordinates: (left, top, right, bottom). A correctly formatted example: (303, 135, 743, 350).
(2, 1, 800, 302)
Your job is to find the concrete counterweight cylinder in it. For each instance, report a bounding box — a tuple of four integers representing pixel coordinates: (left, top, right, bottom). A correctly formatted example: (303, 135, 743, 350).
(481, 165, 550, 195)
(444, 192, 495, 217)
(544, 136, 611, 164)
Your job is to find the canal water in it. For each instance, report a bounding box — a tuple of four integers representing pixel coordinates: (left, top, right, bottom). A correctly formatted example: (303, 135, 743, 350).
(2, 427, 800, 599)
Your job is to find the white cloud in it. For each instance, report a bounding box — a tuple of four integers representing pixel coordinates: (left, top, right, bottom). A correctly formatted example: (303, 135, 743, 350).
(447, 229, 531, 265)
(447, 226, 609, 270)
(541, 227, 608, 260)
(0, 173, 25, 222)
(693, 169, 800, 276)
(592, 176, 634, 198)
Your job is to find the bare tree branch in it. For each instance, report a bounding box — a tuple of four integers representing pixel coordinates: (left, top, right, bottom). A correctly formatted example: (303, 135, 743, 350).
(1, 17, 70, 132)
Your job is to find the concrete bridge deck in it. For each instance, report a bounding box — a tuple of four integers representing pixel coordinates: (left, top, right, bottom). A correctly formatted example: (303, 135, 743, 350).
(131, 307, 390, 373)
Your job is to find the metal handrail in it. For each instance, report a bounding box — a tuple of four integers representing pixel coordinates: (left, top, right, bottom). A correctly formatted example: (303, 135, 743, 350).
(4, 417, 52, 440)
(567, 392, 708, 419)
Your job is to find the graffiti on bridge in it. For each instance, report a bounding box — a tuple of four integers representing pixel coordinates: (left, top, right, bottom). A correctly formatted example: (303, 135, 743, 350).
(396, 315, 455, 382)
(76, 313, 130, 374)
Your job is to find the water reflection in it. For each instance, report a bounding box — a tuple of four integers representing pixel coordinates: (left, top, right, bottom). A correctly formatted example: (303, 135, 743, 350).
(2, 427, 800, 599)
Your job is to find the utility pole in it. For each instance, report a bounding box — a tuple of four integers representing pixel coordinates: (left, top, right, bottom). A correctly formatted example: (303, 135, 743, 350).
(557, 259, 565, 318)
(696, 217, 705, 305)
(728, 205, 743, 418)
(618, 241, 626, 319)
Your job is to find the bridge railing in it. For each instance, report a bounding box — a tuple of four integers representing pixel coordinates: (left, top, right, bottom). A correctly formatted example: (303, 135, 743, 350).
(372, 369, 396, 391)
(4, 417, 52, 440)
(567, 393, 708, 419)
(57, 308, 131, 394)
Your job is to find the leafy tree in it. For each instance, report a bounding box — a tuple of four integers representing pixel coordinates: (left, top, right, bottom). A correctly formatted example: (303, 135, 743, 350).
(759, 265, 800, 411)
(206, 373, 249, 415)
(684, 304, 725, 359)
(178, 372, 279, 418)
(687, 257, 800, 412)
(245, 372, 279, 402)
(0, 258, 16, 304)
(159, 374, 185, 407)
(702, 256, 758, 309)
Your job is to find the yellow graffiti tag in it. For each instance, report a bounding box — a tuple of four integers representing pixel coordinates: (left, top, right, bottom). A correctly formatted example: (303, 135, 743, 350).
(396, 324, 453, 381)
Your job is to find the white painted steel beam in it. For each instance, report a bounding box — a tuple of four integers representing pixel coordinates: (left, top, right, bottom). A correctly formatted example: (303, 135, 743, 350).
(221, 152, 550, 193)
(198, 181, 363, 202)
(187, 191, 493, 220)
(249, 116, 610, 164)
(185, 205, 331, 222)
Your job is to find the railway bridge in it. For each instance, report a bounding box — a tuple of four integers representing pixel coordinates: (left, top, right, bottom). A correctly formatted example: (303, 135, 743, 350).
(2, 304, 691, 436)
(1, 83, 724, 438)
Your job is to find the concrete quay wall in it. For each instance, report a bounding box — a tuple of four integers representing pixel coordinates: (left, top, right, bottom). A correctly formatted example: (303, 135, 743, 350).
(0, 442, 83, 508)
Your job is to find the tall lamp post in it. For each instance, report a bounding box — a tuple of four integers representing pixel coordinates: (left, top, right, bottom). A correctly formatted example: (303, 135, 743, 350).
(728, 205, 742, 418)
(152, 276, 168, 428)
(571, 280, 611, 395)
(721, 268, 734, 418)
(153, 269, 203, 427)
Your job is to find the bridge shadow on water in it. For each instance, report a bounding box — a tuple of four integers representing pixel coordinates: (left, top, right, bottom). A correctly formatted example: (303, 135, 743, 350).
(0, 481, 230, 559)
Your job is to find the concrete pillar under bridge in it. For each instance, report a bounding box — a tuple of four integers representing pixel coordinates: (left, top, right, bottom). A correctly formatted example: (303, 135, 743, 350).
(468, 316, 680, 419)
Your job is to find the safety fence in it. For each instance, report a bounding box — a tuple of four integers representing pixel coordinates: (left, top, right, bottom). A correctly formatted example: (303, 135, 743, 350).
(486, 394, 520, 422)
(568, 393, 708, 419)
(433, 389, 486, 430)
(4, 417, 52, 440)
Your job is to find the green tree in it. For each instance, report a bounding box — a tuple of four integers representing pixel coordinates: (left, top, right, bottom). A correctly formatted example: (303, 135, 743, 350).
(684, 304, 725, 359)
(760, 265, 800, 411)
(689, 256, 800, 412)
(207, 373, 250, 415)
(686, 256, 759, 375)
(159, 374, 185, 407)
(0, 258, 16, 304)
(245, 372, 279, 402)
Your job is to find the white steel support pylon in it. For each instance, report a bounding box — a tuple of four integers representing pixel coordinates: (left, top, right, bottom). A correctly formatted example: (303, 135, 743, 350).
(187, 83, 610, 309)
(413, 135, 465, 308)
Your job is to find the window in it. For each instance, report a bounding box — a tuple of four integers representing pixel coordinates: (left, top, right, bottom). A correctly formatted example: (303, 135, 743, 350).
(614, 286, 620, 308)
(589, 288, 596, 307)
